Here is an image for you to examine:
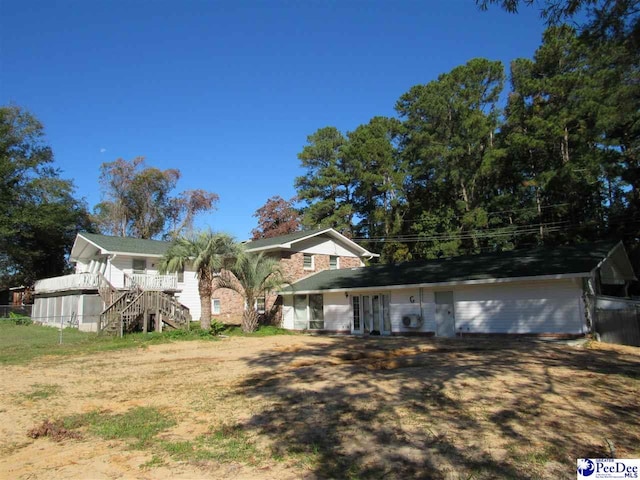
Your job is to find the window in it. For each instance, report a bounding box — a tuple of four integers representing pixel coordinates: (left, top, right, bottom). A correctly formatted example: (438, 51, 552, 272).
(308, 294, 324, 330)
(303, 253, 314, 270)
(330, 256, 339, 270)
(132, 258, 146, 274)
(256, 297, 266, 314)
(212, 299, 221, 315)
(294, 295, 308, 329)
(352, 296, 361, 331)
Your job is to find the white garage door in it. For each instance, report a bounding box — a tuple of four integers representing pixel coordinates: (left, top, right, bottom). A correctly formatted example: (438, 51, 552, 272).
(453, 280, 584, 334)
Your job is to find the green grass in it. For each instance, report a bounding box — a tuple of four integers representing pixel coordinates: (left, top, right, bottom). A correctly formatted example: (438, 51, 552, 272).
(222, 325, 296, 337)
(159, 423, 263, 464)
(0, 319, 296, 365)
(64, 407, 176, 448)
(0, 319, 218, 365)
(19, 383, 62, 401)
(60, 406, 262, 465)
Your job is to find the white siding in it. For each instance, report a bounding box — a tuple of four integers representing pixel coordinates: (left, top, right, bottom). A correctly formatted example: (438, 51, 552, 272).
(453, 279, 585, 334)
(75, 259, 91, 273)
(104, 255, 200, 318)
(390, 289, 431, 334)
(294, 237, 360, 257)
(282, 296, 294, 329)
(288, 278, 586, 335)
(323, 292, 351, 331)
(106, 255, 128, 289)
(175, 268, 200, 320)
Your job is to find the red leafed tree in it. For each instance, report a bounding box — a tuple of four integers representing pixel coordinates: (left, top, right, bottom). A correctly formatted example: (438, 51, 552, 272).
(251, 196, 301, 240)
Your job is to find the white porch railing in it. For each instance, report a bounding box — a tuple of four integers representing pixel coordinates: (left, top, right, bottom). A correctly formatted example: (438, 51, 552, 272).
(125, 273, 178, 291)
(35, 272, 178, 294)
(35, 273, 101, 293)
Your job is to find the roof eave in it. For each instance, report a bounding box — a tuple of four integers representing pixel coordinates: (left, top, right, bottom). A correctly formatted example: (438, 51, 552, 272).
(246, 228, 378, 258)
(590, 240, 637, 282)
(279, 272, 589, 295)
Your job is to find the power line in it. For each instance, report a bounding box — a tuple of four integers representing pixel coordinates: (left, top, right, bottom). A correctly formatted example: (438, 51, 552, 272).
(354, 216, 640, 244)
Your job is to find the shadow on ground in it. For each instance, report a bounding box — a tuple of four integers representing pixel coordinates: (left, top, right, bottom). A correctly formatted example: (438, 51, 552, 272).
(232, 337, 640, 479)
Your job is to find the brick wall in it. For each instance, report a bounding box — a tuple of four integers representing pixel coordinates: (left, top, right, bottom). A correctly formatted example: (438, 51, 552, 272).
(279, 252, 363, 282)
(210, 251, 364, 326)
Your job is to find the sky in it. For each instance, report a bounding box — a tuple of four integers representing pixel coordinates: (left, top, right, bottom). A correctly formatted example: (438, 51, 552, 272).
(1, 0, 549, 241)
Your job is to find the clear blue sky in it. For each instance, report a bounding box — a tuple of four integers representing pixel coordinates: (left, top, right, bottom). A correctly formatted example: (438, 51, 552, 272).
(1, 0, 547, 240)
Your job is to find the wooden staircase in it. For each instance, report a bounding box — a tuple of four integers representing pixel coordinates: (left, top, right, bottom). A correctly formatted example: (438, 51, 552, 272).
(98, 286, 191, 336)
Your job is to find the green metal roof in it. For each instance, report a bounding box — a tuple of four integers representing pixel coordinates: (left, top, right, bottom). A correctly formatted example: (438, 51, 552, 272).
(80, 233, 170, 256)
(284, 241, 621, 293)
(244, 229, 325, 250)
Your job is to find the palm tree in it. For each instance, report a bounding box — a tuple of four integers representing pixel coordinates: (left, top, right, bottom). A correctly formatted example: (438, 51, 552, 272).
(217, 252, 288, 333)
(159, 231, 238, 330)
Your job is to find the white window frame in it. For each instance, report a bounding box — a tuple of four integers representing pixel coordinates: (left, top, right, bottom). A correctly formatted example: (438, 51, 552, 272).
(132, 258, 146, 274)
(303, 253, 314, 270)
(329, 255, 339, 270)
(212, 299, 221, 315)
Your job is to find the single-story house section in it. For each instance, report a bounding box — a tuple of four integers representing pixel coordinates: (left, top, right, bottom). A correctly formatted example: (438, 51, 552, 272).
(280, 241, 636, 337)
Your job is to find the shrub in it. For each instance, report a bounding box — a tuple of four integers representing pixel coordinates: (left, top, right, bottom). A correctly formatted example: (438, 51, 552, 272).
(210, 319, 226, 336)
(9, 311, 32, 326)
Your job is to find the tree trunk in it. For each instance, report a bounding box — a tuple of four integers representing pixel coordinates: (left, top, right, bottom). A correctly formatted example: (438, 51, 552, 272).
(242, 308, 259, 333)
(535, 186, 544, 240)
(198, 276, 212, 330)
(460, 180, 471, 212)
(561, 126, 570, 164)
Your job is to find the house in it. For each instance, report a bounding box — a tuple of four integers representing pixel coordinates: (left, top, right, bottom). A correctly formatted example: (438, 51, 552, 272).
(32, 229, 377, 332)
(32, 233, 191, 333)
(280, 241, 636, 337)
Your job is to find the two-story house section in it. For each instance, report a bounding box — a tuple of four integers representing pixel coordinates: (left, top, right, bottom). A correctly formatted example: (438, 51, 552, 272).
(216, 229, 379, 323)
(32, 229, 378, 332)
(32, 233, 194, 332)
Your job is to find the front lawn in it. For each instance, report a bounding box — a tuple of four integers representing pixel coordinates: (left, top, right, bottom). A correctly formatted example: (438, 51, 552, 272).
(1, 335, 638, 479)
(0, 319, 291, 365)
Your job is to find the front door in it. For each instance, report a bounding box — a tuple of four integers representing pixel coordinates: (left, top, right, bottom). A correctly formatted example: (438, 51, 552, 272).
(357, 294, 391, 335)
(435, 291, 456, 337)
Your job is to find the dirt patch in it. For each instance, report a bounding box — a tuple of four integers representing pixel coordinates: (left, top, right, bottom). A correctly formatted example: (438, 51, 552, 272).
(1, 335, 638, 479)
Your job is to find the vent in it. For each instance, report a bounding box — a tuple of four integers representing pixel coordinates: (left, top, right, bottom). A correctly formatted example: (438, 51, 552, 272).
(402, 314, 422, 328)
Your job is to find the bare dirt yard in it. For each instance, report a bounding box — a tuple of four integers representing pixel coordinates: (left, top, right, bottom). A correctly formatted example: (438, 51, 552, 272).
(1, 335, 638, 480)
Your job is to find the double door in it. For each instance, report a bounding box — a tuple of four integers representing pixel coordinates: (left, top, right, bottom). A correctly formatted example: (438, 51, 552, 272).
(352, 293, 391, 335)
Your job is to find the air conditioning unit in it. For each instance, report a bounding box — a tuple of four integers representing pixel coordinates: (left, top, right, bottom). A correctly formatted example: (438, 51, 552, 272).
(402, 314, 423, 328)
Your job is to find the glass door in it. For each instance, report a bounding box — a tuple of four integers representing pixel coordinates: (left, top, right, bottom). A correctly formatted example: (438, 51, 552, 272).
(382, 294, 391, 334)
(372, 295, 381, 332)
(362, 295, 371, 333)
(357, 294, 391, 335)
(308, 294, 324, 330)
(352, 296, 362, 333)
